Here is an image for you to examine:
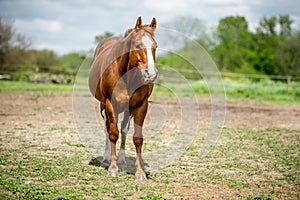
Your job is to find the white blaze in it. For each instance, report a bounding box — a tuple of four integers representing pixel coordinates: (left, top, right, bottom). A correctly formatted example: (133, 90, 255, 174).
(142, 36, 156, 75)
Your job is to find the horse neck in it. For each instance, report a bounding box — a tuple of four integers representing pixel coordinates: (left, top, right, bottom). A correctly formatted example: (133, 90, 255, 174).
(113, 38, 131, 75)
(113, 34, 148, 96)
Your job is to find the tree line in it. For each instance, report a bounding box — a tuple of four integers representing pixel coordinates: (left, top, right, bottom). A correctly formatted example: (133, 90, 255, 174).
(159, 15, 300, 80)
(212, 15, 299, 78)
(1, 15, 299, 83)
(0, 17, 85, 82)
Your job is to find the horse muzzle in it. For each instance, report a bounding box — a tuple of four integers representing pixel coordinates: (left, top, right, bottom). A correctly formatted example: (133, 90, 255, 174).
(142, 69, 158, 84)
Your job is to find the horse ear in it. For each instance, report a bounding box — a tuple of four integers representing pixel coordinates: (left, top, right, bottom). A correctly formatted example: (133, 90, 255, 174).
(135, 16, 142, 29)
(150, 17, 157, 31)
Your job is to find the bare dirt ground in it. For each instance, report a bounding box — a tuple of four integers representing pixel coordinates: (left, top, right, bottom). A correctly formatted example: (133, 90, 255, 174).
(1, 91, 299, 199)
(2, 92, 299, 132)
(2, 91, 299, 157)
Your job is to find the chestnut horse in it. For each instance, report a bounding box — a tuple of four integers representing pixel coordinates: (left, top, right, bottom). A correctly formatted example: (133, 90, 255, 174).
(89, 17, 158, 180)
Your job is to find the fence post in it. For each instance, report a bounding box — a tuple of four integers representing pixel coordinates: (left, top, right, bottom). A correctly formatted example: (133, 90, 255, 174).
(286, 76, 292, 84)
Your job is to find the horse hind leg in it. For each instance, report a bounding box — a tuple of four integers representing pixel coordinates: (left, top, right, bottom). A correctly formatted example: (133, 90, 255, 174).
(101, 117, 111, 168)
(105, 98, 119, 177)
(95, 102, 110, 168)
(95, 102, 109, 168)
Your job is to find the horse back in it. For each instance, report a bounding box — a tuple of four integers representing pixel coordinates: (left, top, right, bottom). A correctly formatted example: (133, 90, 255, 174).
(93, 36, 121, 60)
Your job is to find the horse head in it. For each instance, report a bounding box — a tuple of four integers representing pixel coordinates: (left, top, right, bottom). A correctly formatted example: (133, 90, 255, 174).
(125, 16, 158, 84)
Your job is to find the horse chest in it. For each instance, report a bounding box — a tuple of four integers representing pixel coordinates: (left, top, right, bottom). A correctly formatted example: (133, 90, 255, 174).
(111, 78, 129, 111)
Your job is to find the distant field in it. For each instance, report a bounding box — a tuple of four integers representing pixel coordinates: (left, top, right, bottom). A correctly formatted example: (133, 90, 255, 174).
(0, 80, 73, 92)
(1, 79, 300, 103)
(154, 78, 300, 103)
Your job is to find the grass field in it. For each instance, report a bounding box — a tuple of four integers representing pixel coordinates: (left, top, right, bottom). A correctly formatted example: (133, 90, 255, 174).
(154, 79, 300, 103)
(0, 81, 73, 92)
(1, 125, 299, 199)
(1, 79, 300, 103)
(0, 80, 299, 199)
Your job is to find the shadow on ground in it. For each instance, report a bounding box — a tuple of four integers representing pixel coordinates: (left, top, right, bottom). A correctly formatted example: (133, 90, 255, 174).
(89, 156, 151, 177)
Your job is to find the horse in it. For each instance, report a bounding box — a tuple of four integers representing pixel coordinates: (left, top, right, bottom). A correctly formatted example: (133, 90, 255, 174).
(89, 16, 158, 180)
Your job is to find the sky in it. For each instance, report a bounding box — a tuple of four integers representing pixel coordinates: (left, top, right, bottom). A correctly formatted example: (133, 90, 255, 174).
(0, 0, 299, 55)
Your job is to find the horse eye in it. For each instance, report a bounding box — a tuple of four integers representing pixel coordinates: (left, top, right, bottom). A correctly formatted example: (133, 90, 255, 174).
(136, 44, 141, 50)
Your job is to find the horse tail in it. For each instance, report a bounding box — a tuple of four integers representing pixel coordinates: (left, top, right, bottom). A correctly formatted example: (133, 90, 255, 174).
(100, 103, 106, 120)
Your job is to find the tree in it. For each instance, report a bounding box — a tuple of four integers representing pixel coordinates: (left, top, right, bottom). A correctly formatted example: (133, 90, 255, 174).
(276, 15, 296, 77)
(95, 32, 114, 44)
(0, 17, 31, 69)
(0, 18, 14, 54)
(35, 49, 57, 72)
(276, 30, 300, 77)
(58, 52, 85, 75)
(254, 15, 300, 78)
(0, 18, 15, 66)
(256, 16, 277, 35)
(278, 15, 293, 36)
(213, 16, 254, 72)
(157, 15, 300, 79)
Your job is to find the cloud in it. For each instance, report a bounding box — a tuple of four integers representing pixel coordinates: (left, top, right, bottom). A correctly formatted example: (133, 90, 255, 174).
(14, 18, 65, 54)
(34, 19, 62, 33)
(1, 0, 299, 54)
(144, 0, 188, 13)
(198, 0, 245, 6)
(35, 42, 61, 51)
(15, 18, 62, 34)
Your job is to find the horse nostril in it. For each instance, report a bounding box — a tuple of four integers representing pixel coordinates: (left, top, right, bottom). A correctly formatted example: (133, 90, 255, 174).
(142, 69, 158, 82)
(143, 69, 150, 78)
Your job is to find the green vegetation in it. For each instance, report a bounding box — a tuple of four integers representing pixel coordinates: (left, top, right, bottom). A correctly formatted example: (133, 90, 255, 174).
(222, 79, 300, 102)
(1, 14, 299, 200)
(0, 17, 86, 82)
(0, 80, 73, 92)
(158, 15, 300, 80)
(2, 15, 300, 84)
(154, 78, 300, 103)
(0, 49, 85, 83)
(1, 79, 299, 103)
(1, 124, 298, 199)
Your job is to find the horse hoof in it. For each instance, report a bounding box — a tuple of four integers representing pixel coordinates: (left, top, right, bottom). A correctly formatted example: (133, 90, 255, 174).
(135, 172, 147, 181)
(101, 160, 110, 168)
(108, 169, 118, 177)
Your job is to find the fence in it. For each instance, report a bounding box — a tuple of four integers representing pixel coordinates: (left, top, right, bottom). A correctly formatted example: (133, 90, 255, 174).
(157, 67, 300, 83)
(1, 64, 300, 84)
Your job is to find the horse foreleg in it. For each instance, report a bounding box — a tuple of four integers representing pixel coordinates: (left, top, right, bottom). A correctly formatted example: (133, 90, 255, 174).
(117, 110, 130, 169)
(120, 110, 130, 149)
(105, 98, 119, 177)
(132, 100, 148, 180)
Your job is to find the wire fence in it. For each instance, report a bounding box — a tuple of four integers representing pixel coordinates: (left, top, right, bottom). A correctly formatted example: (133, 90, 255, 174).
(157, 67, 300, 83)
(1, 63, 300, 84)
